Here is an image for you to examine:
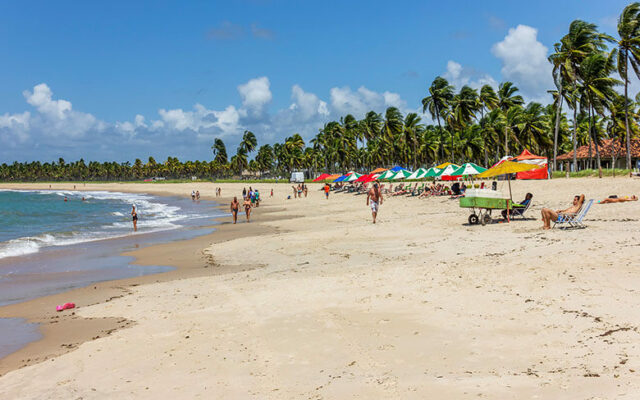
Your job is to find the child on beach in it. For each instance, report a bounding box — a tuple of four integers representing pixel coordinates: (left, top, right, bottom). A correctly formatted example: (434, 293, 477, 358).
(324, 183, 330, 199)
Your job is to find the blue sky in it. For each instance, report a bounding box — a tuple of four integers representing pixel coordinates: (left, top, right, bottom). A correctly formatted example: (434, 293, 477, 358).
(0, 0, 633, 163)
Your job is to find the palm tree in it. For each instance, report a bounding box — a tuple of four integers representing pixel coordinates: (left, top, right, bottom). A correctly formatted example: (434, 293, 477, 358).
(497, 82, 524, 155)
(478, 85, 499, 165)
(422, 77, 454, 161)
(211, 138, 228, 165)
(615, 2, 640, 170)
(450, 86, 479, 161)
(578, 51, 621, 176)
(239, 130, 258, 154)
(549, 20, 606, 171)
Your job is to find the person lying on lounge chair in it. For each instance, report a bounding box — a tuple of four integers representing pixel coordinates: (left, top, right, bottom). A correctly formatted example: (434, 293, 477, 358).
(540, 194, 585, 230)
(599, 195, 638, 204)
(502, 192, 533, 219)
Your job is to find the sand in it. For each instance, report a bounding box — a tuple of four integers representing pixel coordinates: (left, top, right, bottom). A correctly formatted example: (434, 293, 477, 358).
(1, 178, 640, 399)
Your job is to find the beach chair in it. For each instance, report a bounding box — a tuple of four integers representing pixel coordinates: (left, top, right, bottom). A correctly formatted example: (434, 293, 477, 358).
(553, 199, 593, 229)
(511, 199, 532, 220)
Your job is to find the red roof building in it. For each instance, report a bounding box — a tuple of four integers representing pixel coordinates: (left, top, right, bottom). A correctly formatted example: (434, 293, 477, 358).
(557, 138, 640, 170)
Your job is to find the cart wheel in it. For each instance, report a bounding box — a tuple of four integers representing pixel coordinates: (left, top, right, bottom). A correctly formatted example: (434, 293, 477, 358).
(481, 213, 492, 226)
(468, 214, 479, 225)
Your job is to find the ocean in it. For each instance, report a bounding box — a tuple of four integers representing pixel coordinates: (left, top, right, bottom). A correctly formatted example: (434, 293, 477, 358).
(0, 189, 225, 359)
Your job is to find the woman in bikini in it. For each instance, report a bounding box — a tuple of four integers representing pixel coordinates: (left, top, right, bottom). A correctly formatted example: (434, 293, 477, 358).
(131, 205, 138, 232)
(230, 197, 239, 224)
(243, 197, 252, 222)
(599, 195, 638, 204)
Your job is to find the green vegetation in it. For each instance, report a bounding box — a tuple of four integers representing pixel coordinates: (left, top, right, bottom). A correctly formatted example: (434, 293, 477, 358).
(2, 3, 640, 182)
(552, 168, 632, 178)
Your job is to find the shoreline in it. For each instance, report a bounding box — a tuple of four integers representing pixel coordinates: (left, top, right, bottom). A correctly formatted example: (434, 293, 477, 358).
(0, 183, 289, 376)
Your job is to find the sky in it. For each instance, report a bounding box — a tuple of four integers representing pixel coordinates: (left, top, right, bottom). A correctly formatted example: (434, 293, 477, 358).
(0, 0, 634, 163)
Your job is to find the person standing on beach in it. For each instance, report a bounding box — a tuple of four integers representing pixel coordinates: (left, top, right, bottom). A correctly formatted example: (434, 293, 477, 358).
(230, 197, 239, 224)
(131, 205, 138, 232)
(243, 196, 252, 222)
(366, 182, 383, 224)
(196, 190, 200, 201)
(324, 183, 330, 199)
(191, 190, 196, 201)
(303, 184, 308, 198)
(242, 187, 247, 200)
(270, 188, 273, 197)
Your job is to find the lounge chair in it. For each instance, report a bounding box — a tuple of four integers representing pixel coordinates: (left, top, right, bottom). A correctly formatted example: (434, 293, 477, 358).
(553, 199, 593, 229)
(511, 198, 533, 220)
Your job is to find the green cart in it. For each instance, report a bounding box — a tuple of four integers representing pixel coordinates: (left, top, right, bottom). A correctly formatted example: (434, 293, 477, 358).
(459, 196, 515, 225)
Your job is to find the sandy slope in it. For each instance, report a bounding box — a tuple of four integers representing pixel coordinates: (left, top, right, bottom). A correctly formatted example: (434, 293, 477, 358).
(1, 178, 640, 399)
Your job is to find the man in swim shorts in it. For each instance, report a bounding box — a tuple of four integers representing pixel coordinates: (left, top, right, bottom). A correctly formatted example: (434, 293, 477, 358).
(366, 182, 383, 224)
(230, 197, 239, 224)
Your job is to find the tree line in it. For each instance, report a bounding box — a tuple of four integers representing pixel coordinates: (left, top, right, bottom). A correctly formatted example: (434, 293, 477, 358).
(2, 3, 640, 182)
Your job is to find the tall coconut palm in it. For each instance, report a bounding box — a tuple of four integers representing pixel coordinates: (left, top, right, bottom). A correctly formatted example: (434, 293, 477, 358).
(239, 130, 258, 155)
(422, 77, 454, 161)
(497, 82, 524, 156)
(615, 2, 640, 170)
(578, 51, 621, 176)
(449, 86, 479, 162)
(211, 138, 228, 165)
(549, 20, 606, 171)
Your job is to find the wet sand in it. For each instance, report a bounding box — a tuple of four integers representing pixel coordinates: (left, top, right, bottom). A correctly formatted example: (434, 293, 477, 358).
(1, 179, 640, 398)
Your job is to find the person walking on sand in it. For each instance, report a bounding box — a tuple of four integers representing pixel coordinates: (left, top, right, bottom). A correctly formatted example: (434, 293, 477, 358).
(230, 197, 239, 224)
(366, 182, 383, 224)
(303, 184, 308, 198)
(131, 205, 138, 232)
(243, 197, 252, 222)
(270, 188, 273, 197)
(242, 187, 247, 200)
(324, 183, 330, 199)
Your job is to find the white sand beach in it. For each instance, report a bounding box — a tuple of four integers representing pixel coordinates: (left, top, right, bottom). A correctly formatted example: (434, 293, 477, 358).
(1, 179, 640, 399)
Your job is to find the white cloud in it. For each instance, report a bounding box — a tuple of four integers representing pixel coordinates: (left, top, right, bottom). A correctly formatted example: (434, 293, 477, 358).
(237, 76, 272, 118)
(1, 79, 413, 161)
(491, 25, 553, 101)
(443, 60, 498, 90)
(330, 86, 406, 117)
(21, 83, 103, 138)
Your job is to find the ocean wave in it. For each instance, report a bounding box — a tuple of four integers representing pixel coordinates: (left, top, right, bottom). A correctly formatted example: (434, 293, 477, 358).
(0, 189, 216, 260)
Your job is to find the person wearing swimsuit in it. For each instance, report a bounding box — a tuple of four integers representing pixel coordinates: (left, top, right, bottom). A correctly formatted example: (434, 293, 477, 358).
(243, 197, 252, 222)
(131, 205, 138, 232)
(230, 197, 239, 224)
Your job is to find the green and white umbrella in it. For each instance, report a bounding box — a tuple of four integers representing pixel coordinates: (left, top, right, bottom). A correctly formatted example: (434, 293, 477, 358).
(377, 170, 397, 180)
(423, 167, 441, 177)
(345, 172, 363, 182)
(407, 167, 427, 179)
(435, 164, 460, 177)
(450, 163, 487, 176)
(391, 170, 413, 180)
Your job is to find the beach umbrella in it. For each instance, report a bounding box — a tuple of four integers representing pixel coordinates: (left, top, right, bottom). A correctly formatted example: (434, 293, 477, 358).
(435, 164, 460, 177)
(436, 162, 455, 169)
(324, 174, 342, 181)
(377, 170, 396, 180)
(391, 170, 412, 180)
(450, 163, 487, 176)
(423, 167, 441, 177)
(389, 166, 407, 172)
(477, 161, 544, 200)
(312, 173, 330, 182)
(333, 174, 350, 182)
(355, 173, 371, 182)
(370, 167, 388, 174)
(346, 172, 363, 182)
(406, 167, 427, 179)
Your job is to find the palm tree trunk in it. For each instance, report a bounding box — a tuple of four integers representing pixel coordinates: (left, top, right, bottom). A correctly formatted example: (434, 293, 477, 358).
(504, 126, 509, 157)
(590, 106, 602, 177)
(553, 86, 563, 172)
(572, 106, 578, 172)
(625, 53, 632, 171)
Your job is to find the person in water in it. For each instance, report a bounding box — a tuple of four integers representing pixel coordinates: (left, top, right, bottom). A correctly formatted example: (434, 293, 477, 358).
(243, 196, 252, 222)
(366, 182, 383, 224)
(131, 205, 138, 232)
(599, 195, 638, 204)
(191, 190, 196, 201)
(195, 190, 200, 201)
(540, 194, 585, 230)
(64, 196, 68, 202)
(230, 197, 239, 224)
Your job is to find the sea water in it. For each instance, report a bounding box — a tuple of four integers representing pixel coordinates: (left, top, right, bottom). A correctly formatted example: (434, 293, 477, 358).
(0, 189, 224, 359)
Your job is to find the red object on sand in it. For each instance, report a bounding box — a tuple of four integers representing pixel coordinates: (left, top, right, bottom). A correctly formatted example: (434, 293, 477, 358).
(56, 302, 76, 312)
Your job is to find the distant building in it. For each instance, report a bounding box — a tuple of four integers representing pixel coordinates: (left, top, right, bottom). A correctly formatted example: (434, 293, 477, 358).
(557, 138, 640, 171)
